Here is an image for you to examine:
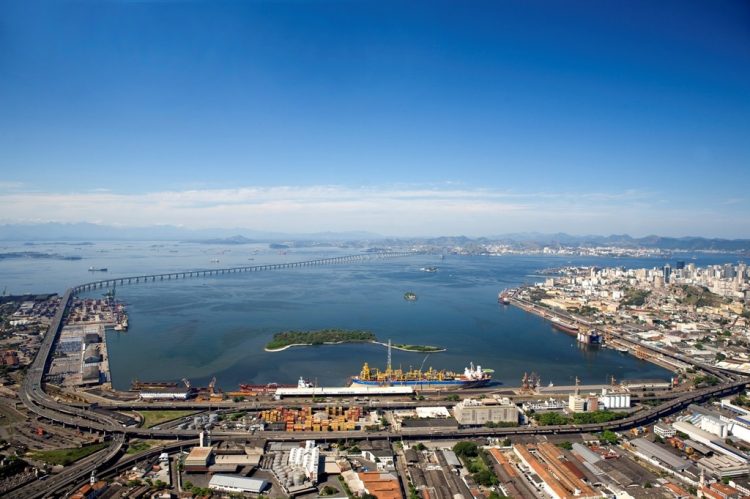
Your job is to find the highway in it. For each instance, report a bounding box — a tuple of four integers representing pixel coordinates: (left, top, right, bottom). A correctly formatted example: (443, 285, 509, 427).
(7, 435, 124, 499)
(11, 278, 750, 496)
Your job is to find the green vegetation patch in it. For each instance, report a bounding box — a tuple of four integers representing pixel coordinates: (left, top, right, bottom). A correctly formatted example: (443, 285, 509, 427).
(137, 410, 197, 428)
(29, 442, 107, 466)
(126, 440, 156, 455)
(535, 412, 571, 426)
(620, 287, 651, 307)
(528, 288, 550, 302)
(534, 410, 626, 426)
(677, 285, 726, 308)
(266, 329, 376, 350)
(452, 443, 499, 487)
(693, 375, 720, 387)
(599, 430, 619, 445)
(571, 410, 627, 424)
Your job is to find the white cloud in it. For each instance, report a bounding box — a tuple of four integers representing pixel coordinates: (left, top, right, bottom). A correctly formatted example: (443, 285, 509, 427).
(0, 185, 744, 237)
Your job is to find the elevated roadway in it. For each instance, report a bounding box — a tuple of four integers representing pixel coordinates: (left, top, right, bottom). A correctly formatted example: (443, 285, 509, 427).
(6, 434, 124, 499)
(73, 251, 417, 293)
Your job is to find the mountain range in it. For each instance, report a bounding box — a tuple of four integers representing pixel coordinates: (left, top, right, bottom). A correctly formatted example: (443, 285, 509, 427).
(0, 223, 747, 251)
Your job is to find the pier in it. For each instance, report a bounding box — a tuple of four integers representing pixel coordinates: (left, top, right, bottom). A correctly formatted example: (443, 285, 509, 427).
(72, 251, 417, 294)
(508, 292, 731, 381)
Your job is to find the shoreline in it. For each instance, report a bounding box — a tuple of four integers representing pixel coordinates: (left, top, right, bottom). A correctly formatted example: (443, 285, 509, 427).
(265, 339, 446, 353)
(508, 294, 682, 374)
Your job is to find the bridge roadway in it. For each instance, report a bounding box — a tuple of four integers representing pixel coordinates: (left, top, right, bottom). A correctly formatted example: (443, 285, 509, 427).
(72, 251, 417, 293)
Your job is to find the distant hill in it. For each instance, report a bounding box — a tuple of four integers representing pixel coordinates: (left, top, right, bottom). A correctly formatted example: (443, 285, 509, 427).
(0, 223, 747, 251)
(0, 223, 381, 243)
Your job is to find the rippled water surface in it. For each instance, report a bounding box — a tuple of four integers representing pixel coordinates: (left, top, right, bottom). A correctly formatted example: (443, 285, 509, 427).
(2, 241, 741, 390)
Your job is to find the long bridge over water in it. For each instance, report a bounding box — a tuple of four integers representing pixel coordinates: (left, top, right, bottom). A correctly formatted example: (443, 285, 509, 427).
(72, 251, 418, 294)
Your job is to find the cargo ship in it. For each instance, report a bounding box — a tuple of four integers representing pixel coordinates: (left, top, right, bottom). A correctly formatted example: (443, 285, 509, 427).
(351, 361, 492, 390)
(350, 341, 492, 390)
(498, 290, 511, 305)
(550, 317, 579, 334)
(130, 380, 178, 391)
(237, 382, 296, 394)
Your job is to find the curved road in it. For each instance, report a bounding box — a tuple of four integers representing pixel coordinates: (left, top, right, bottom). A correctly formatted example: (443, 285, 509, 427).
(12, 263, 750, 496)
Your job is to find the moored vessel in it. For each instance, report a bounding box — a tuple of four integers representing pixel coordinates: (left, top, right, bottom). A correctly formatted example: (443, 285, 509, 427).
(130, 380, 178, 391)
(351, 361, 492, 390)
(349, 340, 492, 390)
(550, 317, 579, 334)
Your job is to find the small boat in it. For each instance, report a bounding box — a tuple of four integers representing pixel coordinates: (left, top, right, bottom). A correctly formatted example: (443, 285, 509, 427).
(88, 267, 108, 272)
(420, 266, 438, 273)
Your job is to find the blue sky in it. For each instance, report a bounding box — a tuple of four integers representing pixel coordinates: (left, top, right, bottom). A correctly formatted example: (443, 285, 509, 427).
(1, 1, 749, 237)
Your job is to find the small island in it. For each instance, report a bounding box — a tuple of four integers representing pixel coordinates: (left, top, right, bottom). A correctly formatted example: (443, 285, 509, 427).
(389, 343, 444, 353)
(265, 329, 375, 351)
(265, 329, 445, 353)
(404, 291, 417, 301)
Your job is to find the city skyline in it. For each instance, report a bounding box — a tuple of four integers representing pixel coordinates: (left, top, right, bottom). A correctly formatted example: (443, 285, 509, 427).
(1, 1, 749, 236)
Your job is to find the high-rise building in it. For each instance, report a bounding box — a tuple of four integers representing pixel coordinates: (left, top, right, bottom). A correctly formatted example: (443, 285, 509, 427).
(663, 264, 672, 284)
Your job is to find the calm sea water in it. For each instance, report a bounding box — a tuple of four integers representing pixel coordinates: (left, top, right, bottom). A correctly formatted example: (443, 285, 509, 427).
(2, 241, 746, 390)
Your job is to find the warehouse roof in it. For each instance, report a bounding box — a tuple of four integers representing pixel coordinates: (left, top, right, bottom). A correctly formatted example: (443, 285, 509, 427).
(209, 474, 267, 493)
(630, 438, 689, 471)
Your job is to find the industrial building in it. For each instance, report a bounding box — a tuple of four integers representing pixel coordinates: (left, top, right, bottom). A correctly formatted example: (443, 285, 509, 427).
(263, 440, 322, 495)
(698, 455, 750, 479)
(139, 386, 195, 400)
(289, 440, 320, 483)
(598, 387, 631, 410)
(208, 475, 267, 494)
(629, 438, 691, 473)
(654, 422, 677, 438)
(452, 397, 518, 426)
(673, 421, 749, 464)
(513, 443, 599, 499)
(359, 440, 395, 471)
(184, 447, 213, 473)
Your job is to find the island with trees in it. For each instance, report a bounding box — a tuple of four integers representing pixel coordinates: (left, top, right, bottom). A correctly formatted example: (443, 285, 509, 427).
(265, 329, 445, 353)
